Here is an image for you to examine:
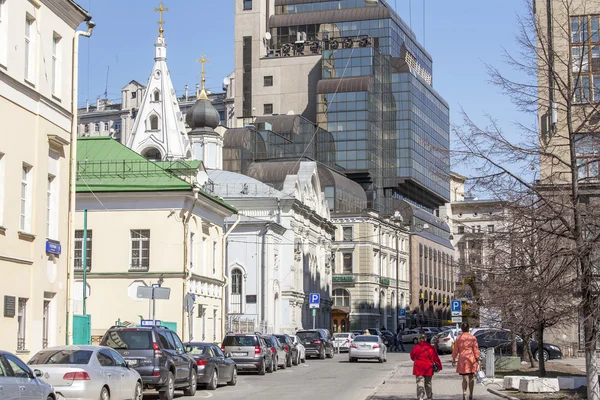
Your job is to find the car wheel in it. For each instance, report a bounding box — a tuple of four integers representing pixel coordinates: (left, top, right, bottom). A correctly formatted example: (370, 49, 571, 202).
(535, 350, 550, 362)
(281, 356, 287, 369)
(319, 349, 326, 359)
(301, 354, 306, 363)
(293, 353, 299, 365)
(228, 367, 237, 386)
(158, 372, 174, 400)
(134, 381, 143, 400)
(413, 338, 418, 344)
(273, 357, 278, 371)
(349, 357, 356, 362)
(266, 357, 273, 373)
(183, 368, 197, 396)
(100, 387, 110, 400)
(287, 355, 293, 367)
(206, 369, 218, 390)
(258, 359, 267, 375)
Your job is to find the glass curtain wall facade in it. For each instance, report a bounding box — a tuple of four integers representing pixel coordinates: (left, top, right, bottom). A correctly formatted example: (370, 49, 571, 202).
(270, 0, 450, 213)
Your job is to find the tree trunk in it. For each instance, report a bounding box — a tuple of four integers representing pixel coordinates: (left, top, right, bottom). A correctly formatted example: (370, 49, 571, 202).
(521, 332, 535, 368)
(538, 325, 546, 377)
(581, 254, 599, 400)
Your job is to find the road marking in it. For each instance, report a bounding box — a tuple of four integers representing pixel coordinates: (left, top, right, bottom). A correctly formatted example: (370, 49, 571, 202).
(195, 391, 213, 398)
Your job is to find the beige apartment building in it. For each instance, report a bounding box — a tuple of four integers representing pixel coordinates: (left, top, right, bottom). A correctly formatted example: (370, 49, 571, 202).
(0, 0, 91, 356)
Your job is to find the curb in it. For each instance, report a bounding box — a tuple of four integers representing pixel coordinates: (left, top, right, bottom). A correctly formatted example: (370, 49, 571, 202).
(487, 388, 519, 400)
(365, 363, 405, 400)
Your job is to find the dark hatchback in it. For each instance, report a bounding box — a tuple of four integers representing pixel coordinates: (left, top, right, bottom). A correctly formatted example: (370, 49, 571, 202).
(185, 342, 237, 390)
(275, 334, 298, 367)
(101, 326, 197, 400)
(296, 330, 334, 359)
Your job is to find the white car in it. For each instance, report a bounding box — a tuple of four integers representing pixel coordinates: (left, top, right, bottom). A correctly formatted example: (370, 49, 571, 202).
(28, 345, 143, 400)
(289, 335, 306, 363)
(349, 335, 387, 363)
(402, 329, 421, 344)
(333, 333, 356, 352)
(436, 329, 461, 354)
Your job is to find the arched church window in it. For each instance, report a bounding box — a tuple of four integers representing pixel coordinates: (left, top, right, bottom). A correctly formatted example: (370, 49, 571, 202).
(143, 147, 162, 161)
(149, 115, 159, 130)
(231, 269, 243, 314)
(153, 90, 160, 102)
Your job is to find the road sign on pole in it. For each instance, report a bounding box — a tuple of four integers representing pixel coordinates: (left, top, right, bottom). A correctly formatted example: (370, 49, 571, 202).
(398, 309, 406, 321)
(451, 300, 462, 317)
(451, 316, 463, 323)
(309, 293, 320, 309)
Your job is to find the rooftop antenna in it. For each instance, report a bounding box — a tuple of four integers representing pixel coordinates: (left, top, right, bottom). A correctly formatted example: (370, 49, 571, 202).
(103, 65, 110, 100)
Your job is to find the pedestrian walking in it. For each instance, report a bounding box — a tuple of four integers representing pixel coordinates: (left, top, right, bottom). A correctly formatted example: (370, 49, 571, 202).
(396, 327, 405, 352)
(452, 323, 481, 400)
(410, 334, 442, 400)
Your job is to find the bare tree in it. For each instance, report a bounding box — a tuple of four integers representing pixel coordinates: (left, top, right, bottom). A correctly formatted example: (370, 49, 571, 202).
(453, 0, 600, 396)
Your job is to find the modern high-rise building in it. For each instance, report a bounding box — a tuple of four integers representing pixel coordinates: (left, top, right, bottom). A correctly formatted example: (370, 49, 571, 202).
(234, 0, 450, 215)
(233, 0, 453, 323)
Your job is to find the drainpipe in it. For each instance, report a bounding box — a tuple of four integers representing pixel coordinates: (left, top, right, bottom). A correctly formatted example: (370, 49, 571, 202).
(182, 187, 199, 342)
(66, 20, 95, 345)
(222, 213, 241, 339)
(260, 223, 270, 332)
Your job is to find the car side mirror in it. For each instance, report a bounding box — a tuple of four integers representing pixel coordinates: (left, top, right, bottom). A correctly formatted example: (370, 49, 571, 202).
(34, 369, 42, 378)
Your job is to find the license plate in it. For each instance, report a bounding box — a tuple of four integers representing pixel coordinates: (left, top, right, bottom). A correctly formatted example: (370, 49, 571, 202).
(232, 352, 246, 356)
(126, 359, 138, 367)
(305, 342, 311, 345)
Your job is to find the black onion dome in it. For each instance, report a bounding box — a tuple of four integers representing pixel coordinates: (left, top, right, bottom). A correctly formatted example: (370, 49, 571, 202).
(186, 93, 220, 135)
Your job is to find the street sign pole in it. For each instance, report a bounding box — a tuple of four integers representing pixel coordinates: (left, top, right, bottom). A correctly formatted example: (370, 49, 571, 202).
(312, 309, 316, 329)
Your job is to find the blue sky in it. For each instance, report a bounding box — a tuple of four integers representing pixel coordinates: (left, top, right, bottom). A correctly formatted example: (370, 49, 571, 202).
(78, 0, 531, 156)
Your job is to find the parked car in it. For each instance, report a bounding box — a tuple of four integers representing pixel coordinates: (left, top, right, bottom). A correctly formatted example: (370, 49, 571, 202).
(420, 327, 441, 340)
(296, 330, 334, 359)
(1, 350, 55, 400)
(29, 345, 143, 400)
(101, 325, 197, 399)
(402, 329, 420, 344)
(380, 330, 395, 347)
(262, 335, 287, 370)
(220, 332, 272, 375)
(430, 332, 443, 350)
(333, 333, 355, 352)
(473, 329, 562, 361)
(367, 328, 383, 336)
(185, 342, 237, 390)
(274, 334, 297, 367)
(349, 335, 387, 363)
(289, 335, 306, 363)
(436, 329, 461, 354)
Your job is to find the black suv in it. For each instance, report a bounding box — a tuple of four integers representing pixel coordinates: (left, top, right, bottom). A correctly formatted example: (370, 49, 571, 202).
(101, 325, 197, 400)
(296, 330, 334, 359)
(221, 332, 273, 375)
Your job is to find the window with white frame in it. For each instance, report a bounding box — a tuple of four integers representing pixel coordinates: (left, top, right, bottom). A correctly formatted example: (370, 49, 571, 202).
(212, 241, 217, 275)
(52, 33, 61, 96)
(103, 122, 109, 131)
(24, 15, 35, 82)
(342, 251, 352, 273)
(42, 299, 50, 348)
(131, 230, 150, 270)
(94, 123, 99, 132)
(342, 226, 353, 241)
(17, 298, 28, 351)
(0, 0, 7, 65)
(74, 230, 92, 271)
(0, 153, 5, 226)
(231, 269, 243, 314)
(332, 288, 350, 307)
(20, 164, 32, 232)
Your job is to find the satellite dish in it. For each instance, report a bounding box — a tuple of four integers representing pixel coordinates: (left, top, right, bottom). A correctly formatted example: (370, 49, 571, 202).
(223, 77, 230, 86)
(265, 32, 272, 40)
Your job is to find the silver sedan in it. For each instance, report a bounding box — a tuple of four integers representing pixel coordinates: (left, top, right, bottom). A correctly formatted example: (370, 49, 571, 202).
(28, 345, 143, 400)
(0, 350, 55, 400)
(348, 335, 387, 363)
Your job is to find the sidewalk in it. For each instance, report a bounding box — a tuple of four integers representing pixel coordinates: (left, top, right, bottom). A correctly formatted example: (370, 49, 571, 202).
(367, 357, 502, 400)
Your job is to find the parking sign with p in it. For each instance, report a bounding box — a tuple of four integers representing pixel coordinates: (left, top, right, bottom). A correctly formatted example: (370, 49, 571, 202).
(309, 293, 320, 309)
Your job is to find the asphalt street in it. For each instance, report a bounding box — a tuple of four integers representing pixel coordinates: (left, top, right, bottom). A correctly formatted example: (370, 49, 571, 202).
(142, 347, 414, 400)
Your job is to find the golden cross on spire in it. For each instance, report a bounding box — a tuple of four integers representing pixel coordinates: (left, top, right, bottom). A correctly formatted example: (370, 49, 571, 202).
(154, 2, 169, 38)
(196, 54, 210, 91)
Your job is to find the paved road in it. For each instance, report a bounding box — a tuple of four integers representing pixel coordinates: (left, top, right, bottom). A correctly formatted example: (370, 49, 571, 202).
(143, 349, 413, 400)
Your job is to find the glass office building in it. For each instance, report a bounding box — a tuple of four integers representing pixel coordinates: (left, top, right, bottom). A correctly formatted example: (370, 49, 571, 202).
(269, 0, 450, 213)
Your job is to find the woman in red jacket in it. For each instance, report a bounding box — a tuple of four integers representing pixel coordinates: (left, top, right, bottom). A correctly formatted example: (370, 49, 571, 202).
(410, 334, 443, 400)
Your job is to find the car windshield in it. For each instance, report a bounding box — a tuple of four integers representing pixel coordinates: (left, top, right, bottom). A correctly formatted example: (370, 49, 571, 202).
(274, 335, 288, 343)
(103, 330, 153, 350)
(222, 336, 258, 346)
(354, 336, 378, 342)
(297, 332, 320, 341)
(187, 344, 208, 355)
(29, 350, 93, 365)
(263, 337, 275, 347)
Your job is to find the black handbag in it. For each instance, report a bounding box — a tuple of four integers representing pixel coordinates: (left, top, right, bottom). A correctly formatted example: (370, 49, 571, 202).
(425, 349, 439, 373)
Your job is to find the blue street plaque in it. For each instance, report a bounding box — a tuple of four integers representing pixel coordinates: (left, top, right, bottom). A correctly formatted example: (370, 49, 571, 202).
(45, 241, 62, 255)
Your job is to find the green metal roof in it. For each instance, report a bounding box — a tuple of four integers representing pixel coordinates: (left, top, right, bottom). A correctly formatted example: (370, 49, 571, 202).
(75, 137, 237, 213)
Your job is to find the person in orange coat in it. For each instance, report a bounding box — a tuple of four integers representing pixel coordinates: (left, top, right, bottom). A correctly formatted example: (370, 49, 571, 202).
(452, 323, 481, 400)
(410, 334, 443, 400)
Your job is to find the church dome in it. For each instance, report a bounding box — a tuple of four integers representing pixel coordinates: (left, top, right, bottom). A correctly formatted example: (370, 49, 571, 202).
(186, 91, 220, 135)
